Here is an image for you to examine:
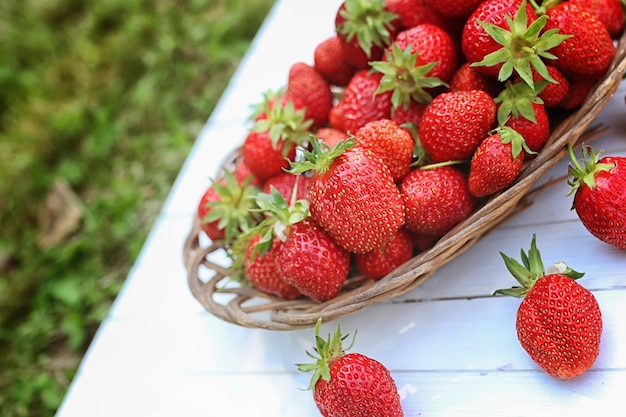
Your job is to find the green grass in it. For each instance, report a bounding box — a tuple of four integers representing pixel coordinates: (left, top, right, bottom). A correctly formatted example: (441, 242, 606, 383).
(0, 0, 275, 415)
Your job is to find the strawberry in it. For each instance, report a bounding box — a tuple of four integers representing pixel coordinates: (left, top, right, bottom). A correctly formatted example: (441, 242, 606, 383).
(533, 65, 569, 108)
(197, 170, 262, 243)
(298, 319, 404, 417)
(313, 35, 356, 87)
(278, 219, 351, 302)
(495, 235, 602, 378)
(334, 0, 399, 69)
(385, 0, 453, 32)
(354, 227, 414, 280)
(339, 70, 393, 134)
(242, 91, 312, 181)
(462, 0, 566, 91)
(315, 127, 351, 149)
(372, 23, 458, 110)
(287, 62, 334, 128)
(243, 185, 349, 302)
(262, 171, 310, 204)
(468, 127, 527, 198)
(504, 101, 550, 159)
(289, 139, 405, 254)
(390, 100, 427, 127)
(542, 1, 616, 80)
(567, 145, 626, 250)
(461, 0, 540, 85)
(231, 157, 263, 187)
(423, 0, 485, 20)
(559, 76, 598, 110)
(449, 62, 501, 97)
(493, 80, 550, 158)
(569, 0, 625, 37)
(354, 118, 414, 182)
(401, 164, 477, 237)
(418, 89, 497, 163)
(244, 234, 301, 300)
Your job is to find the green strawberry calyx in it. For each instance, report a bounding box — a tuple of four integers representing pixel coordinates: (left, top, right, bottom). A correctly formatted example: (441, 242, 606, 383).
(297, 318, 357, 390)
(494, 234, 584, 298)
(244, 181, 310, 262)
(288, 136, 356, 176)
(566, 144, 616, 197)
(495, 125, 535, 160)
(371, 43, 448, 110)
(250, 89, 313, 152)
(202, 169, 263, 246)
(494, 80, 544, 125)
(337, 0, 397, 58)
(471, 0, 572, 92)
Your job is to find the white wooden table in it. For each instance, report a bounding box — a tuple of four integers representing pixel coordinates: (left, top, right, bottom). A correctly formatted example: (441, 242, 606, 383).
(55, 1, 626, 416)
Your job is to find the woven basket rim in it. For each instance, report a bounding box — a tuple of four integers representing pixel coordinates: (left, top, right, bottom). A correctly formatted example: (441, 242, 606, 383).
(183, 32, 626, 331)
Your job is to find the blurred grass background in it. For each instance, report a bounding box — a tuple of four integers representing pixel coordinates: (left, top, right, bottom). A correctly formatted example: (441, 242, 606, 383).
(0, 0, 275, 415)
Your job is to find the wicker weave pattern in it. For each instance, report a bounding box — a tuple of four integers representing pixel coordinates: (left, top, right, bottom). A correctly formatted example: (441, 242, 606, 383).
(183, 35, 626, 331)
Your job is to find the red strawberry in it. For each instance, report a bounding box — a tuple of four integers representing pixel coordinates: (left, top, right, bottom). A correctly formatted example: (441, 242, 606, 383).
(197, 170, 261, 243)
(334, 0, 399, 69)
(298, 319, 404, 417)
(313, 35, 356, 87)
(449, 62, 501, 97)
(371, 23, 458, 110)
(340, 70, 393, 134)
(242, 92, 312, 181)
(262, 172, 310, 204)
(567, 145, 626, 250)
(569, 0, 625, 37)
(354, 118, 414, 182)
(391, 100, 427, 127)
(495, 235, 602, 378)
(462, 0, 564, 90)
(423, 0, 485, 20)
(468, 128, 526, 198)
(244, 234, 301, 300)
(385, 0, 453, 32)
(355, 227, 414, 280)
(287, 62, 334, 128)
(289, 139, 405, 254)
(533, 65, 569, 108)
(278, 219, 351, 302)
(559, 76, 598, 110)
(418, 90, 497, 162)
(401, 164, 477, 237)
(504, 102, 550, 159)
(232, 157, 263, 187)
(542, 2, 616, 80)
(316, 127, 350, 149)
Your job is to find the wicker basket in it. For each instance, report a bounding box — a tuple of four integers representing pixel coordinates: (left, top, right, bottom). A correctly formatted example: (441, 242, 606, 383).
(183, 33, 626, 331)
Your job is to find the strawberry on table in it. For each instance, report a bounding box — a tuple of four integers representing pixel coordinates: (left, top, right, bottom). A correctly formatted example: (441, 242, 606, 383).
(567, 144, 626, 250)
(289, 138, 405, 254)
(495, 235, 603, 378)
(298, 319, 404, 417)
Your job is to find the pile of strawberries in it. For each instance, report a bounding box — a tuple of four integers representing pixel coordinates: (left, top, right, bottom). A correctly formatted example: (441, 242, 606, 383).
(197, 0, 624, 304)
